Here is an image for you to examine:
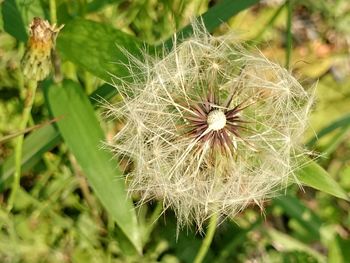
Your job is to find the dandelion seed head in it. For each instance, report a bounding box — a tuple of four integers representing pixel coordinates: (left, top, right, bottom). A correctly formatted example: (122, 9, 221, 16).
(106, 21, 313, 229)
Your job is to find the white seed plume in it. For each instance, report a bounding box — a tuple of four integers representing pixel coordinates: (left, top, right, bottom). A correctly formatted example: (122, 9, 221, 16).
(106, 22, 313, 228)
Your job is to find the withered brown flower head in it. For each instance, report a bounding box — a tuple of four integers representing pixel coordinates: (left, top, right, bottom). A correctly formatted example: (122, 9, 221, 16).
(22, 17, 64, 81)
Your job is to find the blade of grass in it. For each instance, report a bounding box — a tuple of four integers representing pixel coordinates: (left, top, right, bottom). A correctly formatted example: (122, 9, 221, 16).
(45, 79, 142, 253)
(267, 228, 327, 263)
(164, 0, 259, 48)
(321, 125, 350, 159)
(194, 0, 259, 33)
(252, 3, 285, 43)
(193, 213, 218, 263)
(273, 195, 322, 240)
(328, 235, 350, 263)
(307, 113, 350, 147)
(296, 161, 349, 201)
(285, 0, 293, 69)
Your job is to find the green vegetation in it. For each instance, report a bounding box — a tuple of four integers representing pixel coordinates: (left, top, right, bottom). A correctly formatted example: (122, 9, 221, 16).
(0, 0, 350, 262)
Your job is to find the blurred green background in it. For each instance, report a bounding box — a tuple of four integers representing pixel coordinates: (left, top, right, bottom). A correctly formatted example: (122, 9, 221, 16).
(0, 0, 350, 262)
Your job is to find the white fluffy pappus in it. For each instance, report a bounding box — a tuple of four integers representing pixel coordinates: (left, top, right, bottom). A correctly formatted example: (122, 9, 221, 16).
(105, 22, 313, 228)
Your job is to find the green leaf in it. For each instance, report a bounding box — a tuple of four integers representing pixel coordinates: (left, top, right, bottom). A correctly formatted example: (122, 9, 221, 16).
(57, 18, 146, 82)
(267, 228, 327, 263)
(329, 235, 350, 263)
(307, 113, 350, 147)
(165, 0, 259, 48)
(86, 0, 123, 13)
(1, 0, 27, 42)
(296, 161, 349, 201)
(273, 195, 322, 240)
(320, 125, 350, 159)
(89, 83, 117, 103)
(0, 4, 4, 30)
(45, 80, 141, 253)
(216, 220, 261, 263)
(200, 0, 259, 32)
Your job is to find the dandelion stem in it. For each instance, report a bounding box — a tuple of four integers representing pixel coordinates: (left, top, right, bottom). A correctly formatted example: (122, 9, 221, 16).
(285, 0, 293, 69)
(194, 213, 218, 263)
(7, 80, 38, 211)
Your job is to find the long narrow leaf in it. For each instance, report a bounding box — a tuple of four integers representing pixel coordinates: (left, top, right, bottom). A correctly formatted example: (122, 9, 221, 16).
(45, 80, 141, 253)
(296, 161, 349, 201)
(307, 113, 350, 147)
(273, 195, 322, 240)
(267, 228, 327, 263)
(165, 0, 259, 47)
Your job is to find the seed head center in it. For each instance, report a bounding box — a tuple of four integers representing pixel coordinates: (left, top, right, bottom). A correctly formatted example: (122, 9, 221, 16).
(207, 110, 226, 131)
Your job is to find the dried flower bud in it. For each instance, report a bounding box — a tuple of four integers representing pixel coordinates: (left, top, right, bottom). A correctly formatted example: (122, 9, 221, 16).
(22, 17, 64, 81)
(106, 22, 313, 228)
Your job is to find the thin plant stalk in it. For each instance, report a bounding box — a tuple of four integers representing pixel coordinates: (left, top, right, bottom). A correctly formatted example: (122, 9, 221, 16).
(0, 117, 61, 143)
(49, 0, 57, 24)
(7, 79, 38, 211)
(253, 3, 285, 43)
(50, 0, 64, 82)
(194, 213, 219, 263)
(285, 0, 293, 69)
(143, 202, 163, 244)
